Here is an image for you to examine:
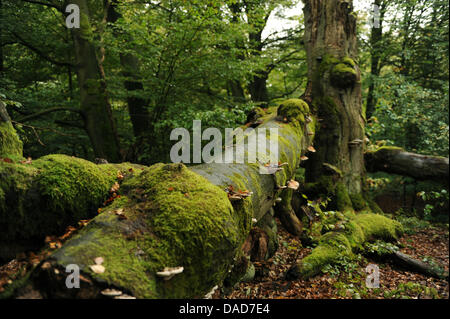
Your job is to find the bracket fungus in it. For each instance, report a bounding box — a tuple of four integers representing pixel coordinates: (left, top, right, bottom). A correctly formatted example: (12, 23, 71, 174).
(156, 266, 184, 281)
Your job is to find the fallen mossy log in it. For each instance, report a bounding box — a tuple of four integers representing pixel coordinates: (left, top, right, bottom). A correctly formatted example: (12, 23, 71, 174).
(365, 146, 449, 182)
(285, 212, 403, 280)
(2, 99, 318, 298)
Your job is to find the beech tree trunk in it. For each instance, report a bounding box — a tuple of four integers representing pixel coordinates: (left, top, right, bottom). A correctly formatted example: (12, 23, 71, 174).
(303, 0, 366, 199)
(67, 0, 121, 162)
(106, 1, 153, 141)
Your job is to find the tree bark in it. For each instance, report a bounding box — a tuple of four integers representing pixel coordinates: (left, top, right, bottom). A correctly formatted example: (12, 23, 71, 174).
(66, 0, 121, 162)
(303, 0, 366, 200)
(365, 147, 449, 182)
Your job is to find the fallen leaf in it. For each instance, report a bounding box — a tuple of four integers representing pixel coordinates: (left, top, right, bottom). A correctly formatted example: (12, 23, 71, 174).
(110, 182, 120, 193)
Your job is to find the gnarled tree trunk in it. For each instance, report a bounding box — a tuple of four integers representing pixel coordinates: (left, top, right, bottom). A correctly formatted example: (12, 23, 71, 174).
(303, 0, 366, 202)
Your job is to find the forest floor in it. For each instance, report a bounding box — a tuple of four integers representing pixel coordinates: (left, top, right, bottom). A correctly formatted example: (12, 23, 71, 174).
(220, 218, 449, 299)
(1, 216, 448, 299)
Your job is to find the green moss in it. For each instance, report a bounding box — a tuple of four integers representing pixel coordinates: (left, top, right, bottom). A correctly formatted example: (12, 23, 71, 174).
(316, 55, 357, 89)
(303, 176, 335, 199)
(312, 96, 340, 128)
(341, 57, 356, 67)
(336, 183, 353, 211)
(295, 213, 403, 279)
(330, 63, 357, 88)
(0, 121, 23, 158)
(277, 99, 310, 126)
(33, 154, 117, 215)
(52, 163, 245, 298)
(349, 193, 369, 211)
(0, 155, 130, 250)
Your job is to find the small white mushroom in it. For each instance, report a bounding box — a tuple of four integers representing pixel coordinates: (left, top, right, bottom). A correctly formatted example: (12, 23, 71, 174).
(287, 180, 300, 190)
(101, 288, 123, 297)
(90, 264, 105, 274)
(156, 266, 184, 280)
(348, 139, 364, 147)
(204, 285, 219, 299)
(252, 218, 258, 224)
(275, 197, 282, 203)
(114, 294, 136, 299)
(94, 257, 104, 265)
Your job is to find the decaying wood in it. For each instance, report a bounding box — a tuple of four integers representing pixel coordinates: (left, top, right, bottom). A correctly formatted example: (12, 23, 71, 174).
(366, 249, 448, 280)
(365, 147, 449, 182)
(2, 105, 316, 299)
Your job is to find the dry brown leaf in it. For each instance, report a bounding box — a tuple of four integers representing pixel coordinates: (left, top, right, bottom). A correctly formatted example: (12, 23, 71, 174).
(110, 182, 120, 193)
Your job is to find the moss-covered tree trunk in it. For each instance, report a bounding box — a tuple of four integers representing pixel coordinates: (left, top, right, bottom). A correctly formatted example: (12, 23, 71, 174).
(1, 100, 317, 298)
(67, 0, 121, 162)
(303, 0, 366, 205)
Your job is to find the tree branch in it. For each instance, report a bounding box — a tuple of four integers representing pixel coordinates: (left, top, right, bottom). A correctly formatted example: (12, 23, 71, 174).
(11, 32, 74, 68)
(17, 107, 81, 123)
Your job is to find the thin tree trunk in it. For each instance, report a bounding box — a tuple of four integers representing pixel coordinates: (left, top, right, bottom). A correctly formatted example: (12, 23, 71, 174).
(106, 1, 153, 140)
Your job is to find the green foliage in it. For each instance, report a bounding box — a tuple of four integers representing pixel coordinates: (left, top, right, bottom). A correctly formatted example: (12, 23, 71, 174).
(366, 73, 449, 156)
(418, 189, 449, 221)
(363, 240, 399, 256)
(383, 282, 439, 299)
(360, 0, 449, 157)
(395, 215, 434, 235)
